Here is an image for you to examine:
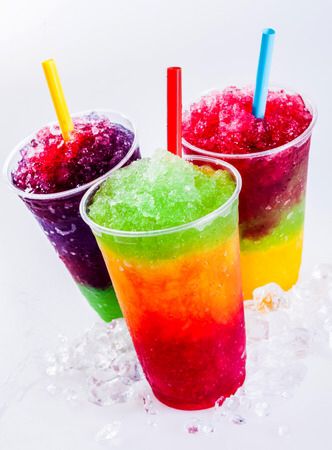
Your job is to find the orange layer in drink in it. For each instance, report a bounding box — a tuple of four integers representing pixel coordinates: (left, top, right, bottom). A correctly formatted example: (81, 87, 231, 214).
(97, 231, 246, 410)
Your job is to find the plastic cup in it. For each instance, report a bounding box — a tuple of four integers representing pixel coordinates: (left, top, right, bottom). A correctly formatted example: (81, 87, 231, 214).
(4, 110, 140, 322)
(183, 89, 317, 299)
(80, 154, 246, 410)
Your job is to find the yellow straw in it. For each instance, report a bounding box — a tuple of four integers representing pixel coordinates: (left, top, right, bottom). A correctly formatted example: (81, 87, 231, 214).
(42, 59, 74, 141)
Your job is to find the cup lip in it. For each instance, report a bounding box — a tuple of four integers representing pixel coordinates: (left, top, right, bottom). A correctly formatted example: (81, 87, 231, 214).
(182, 86, 317, 160)
(3, 109, 139, 201)
(80, 154, 242, 238)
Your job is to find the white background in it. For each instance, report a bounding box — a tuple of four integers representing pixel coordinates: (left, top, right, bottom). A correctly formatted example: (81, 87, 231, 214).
(1, 0, 332, 449)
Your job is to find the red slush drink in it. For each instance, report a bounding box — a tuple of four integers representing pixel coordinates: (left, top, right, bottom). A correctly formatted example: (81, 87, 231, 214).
(81, 151, 246, 410)
(183, 87, 316, 299)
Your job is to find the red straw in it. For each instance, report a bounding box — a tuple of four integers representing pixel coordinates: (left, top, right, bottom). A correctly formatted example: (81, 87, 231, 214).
(167, 67, 182, 156)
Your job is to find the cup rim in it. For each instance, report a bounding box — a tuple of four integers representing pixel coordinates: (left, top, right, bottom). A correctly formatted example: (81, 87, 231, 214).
(182, 86, 317, 160)
(3, 109, 139, 201)
(79, 154, 242, 238)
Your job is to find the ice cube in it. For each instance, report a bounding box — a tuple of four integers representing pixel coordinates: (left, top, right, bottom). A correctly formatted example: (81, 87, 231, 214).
(142, 392, 158, 415)
(252, 283, 286, 312)
(268, 310, 291, 336)
(43, 266, 332, 438)
(222, 396, 240, 415)
(245, 309, 269, 341)
(185, 418, 201, 434)
(201, 423, 214, 433)
(95, 421, 121, 443)
(88, 377, 134, 406)
(253, 401, 270, 417)
(112, 353, 142, 383)
(286, 327, 312, 358)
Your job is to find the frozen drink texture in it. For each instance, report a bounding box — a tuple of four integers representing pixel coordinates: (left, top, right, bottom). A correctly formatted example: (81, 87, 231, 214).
(9, 111, 140, 320)
(183, 87, 315, 298)
(84, 151, 246, 410)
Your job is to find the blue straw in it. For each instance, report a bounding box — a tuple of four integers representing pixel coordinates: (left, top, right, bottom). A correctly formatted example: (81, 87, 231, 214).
(252, 28, 276, 119)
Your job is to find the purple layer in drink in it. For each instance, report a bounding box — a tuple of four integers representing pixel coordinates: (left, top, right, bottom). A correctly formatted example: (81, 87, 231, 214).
(8, 111, 140, 320)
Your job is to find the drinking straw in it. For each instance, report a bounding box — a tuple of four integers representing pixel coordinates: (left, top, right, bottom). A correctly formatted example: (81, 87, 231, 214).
(167, 67, 182, 156)
(42, 59, 74, 141)
(252, 28, 276, 119)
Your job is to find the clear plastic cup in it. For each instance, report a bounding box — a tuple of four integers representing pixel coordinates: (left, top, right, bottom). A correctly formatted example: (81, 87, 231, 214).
(80, 154, 246, 410)
(4, 110, 140, 321)
(183, 89, 317, 299)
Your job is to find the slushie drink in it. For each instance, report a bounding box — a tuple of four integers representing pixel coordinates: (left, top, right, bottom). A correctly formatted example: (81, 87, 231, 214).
(183, 87, 316, 299)
(81, 150, 246, 410)
(5, 111, 140, 321)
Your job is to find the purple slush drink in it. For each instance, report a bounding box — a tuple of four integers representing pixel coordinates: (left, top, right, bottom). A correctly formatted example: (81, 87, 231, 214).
(5, 111, 140, 321)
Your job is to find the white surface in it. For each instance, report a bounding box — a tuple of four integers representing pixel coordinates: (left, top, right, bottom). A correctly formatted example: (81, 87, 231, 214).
(0, 0, 332, 449)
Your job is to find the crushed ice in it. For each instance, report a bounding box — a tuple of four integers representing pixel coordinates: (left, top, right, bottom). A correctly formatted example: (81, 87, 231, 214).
(44, 264, 332, 437)
(95, 421, 122, 444)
